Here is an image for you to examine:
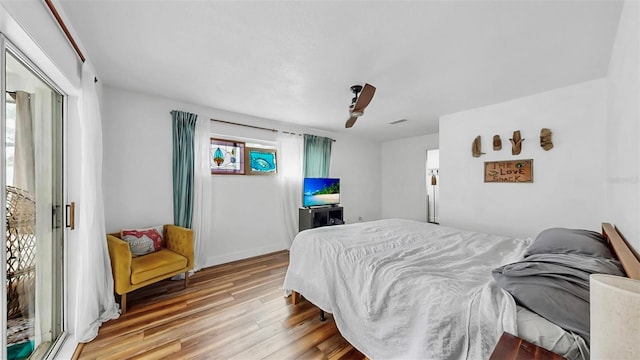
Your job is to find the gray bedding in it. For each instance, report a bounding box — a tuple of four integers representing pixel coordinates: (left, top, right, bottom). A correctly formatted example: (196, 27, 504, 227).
(492, 253, 624, 344)
(525, 228, 614, 259)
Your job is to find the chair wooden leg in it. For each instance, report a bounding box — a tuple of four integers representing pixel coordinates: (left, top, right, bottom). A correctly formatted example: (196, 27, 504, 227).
(120, 293, 127, 314)
(184, 271, 190, 289)
(291, 291, 300, 305)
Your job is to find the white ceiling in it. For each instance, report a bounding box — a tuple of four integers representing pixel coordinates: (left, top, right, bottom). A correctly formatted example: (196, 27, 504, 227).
(58, 0, 622, 141)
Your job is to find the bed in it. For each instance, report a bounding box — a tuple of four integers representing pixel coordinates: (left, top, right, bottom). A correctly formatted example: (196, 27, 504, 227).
(283, 219, 640, 360)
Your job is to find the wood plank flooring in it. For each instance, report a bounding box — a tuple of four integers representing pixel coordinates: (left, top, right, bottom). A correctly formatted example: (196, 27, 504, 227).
(76, 250, 365, 360)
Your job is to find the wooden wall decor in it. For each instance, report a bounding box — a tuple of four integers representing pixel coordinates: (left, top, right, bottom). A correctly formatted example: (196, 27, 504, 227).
(540, 128, 553, 150)
(484, 159, 533, 183)
(472, 136, 485, 157)
(493, 135, 502, 151)
(510, 130, 524, 155)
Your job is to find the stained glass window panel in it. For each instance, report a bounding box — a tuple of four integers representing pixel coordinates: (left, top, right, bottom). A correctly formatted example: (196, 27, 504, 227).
(210, 138, 245, 174)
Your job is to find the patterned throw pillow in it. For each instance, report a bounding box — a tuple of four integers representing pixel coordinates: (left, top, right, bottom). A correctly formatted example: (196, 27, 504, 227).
(121, 226, 164, 256)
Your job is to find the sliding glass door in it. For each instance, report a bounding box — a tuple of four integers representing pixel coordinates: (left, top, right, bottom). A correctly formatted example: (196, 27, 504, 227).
(2, 39, 64, 360)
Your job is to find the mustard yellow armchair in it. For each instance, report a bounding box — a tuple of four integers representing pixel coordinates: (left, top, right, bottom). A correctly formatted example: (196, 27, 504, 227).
(107, 224, 194, 313)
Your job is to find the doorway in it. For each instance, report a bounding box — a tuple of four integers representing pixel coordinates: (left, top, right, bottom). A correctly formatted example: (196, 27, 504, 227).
(3, 43, 64, 360)
(426, 149, 439, 224)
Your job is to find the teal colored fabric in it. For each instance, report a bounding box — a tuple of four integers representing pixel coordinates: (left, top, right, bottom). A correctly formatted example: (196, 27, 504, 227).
(8, 340, 33, 360)
(303, 134, 332, 178)
(171, 110, 197, 228)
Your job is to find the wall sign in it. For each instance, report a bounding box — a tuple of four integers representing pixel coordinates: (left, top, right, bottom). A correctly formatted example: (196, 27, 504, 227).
(484, 159, 533, 183)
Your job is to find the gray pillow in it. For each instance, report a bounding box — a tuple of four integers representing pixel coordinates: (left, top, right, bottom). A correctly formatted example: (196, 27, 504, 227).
(525, 228, 613, 259)
(492, 253, 624, 345)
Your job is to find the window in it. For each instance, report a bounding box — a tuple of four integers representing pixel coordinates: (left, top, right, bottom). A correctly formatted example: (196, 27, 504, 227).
(210, 138, 245, 175)
(246, 148, 277, 175)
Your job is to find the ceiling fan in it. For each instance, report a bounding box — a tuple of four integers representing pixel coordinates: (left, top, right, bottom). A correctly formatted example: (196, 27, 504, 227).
(345, 83, 376, 128)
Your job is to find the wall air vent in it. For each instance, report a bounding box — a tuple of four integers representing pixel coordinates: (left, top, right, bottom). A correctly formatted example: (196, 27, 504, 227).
(389, 119, 408, 125)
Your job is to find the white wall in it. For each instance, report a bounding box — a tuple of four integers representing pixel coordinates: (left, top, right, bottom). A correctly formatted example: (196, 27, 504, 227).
(381, 133, 439, 222)
(102, 86, 382, 267)
(0, 1, 81, 90)
(605, 0, 640, 253)
(439, 79, 607, 239)
(332, 135, 383, 224)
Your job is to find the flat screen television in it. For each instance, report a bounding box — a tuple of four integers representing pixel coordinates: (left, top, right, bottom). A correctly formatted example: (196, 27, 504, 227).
(303, 178, 340, 207)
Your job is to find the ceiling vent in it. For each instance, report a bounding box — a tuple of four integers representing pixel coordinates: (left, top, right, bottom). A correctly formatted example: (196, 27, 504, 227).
(389, 119, 408, 125)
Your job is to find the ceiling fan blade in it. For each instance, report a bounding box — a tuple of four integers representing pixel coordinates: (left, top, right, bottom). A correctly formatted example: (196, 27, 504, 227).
(345, 116, 358, 128)
(352, 83, 376, 112)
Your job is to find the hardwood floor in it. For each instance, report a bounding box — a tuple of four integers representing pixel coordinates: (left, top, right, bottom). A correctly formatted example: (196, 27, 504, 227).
(76, 250, 365, 360)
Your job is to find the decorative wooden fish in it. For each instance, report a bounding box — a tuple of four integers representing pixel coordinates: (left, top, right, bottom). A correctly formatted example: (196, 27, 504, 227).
(472, 136, 485, 157)
(540, 128, 553, 150)
(493, 135, 502, 151)
(510, 131, 524, 155)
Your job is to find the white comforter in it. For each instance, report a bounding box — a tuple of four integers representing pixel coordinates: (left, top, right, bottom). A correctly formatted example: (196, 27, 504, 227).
(283, 218, 531, 360)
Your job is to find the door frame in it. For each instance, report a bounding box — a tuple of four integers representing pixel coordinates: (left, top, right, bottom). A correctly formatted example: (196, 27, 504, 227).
(1, 33, 69, 360)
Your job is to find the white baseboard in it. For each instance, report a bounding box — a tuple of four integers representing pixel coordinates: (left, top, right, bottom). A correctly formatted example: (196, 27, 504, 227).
(205, 244, 288, 268)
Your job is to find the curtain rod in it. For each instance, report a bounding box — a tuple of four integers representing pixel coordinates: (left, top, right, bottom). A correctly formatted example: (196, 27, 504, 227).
(44, 0, 86, 63)
(212, 118, 277, 133)
(211, 118, 336, 142)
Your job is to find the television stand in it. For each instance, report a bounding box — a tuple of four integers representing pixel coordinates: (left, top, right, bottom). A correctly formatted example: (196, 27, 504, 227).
(299, 206, 344, 232)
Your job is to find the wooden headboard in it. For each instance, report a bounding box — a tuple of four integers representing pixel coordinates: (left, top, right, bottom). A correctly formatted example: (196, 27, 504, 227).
(602, 223, 640, 280)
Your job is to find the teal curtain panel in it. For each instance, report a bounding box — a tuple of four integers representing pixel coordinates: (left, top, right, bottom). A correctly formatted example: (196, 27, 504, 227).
(303, 134, 332, 178)
(171, 110, 198, 228)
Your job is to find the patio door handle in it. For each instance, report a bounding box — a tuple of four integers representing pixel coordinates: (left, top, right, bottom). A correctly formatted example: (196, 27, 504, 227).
(65, 202, 75, 230)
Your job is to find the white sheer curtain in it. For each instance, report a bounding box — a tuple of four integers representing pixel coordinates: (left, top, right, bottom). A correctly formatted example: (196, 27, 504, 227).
(191, 117, 211, 271)
(13, 91, 34, 193)
(74, 62, 119, 342)
(12, 90, 38, 344)
(278, 134, 303, 246)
